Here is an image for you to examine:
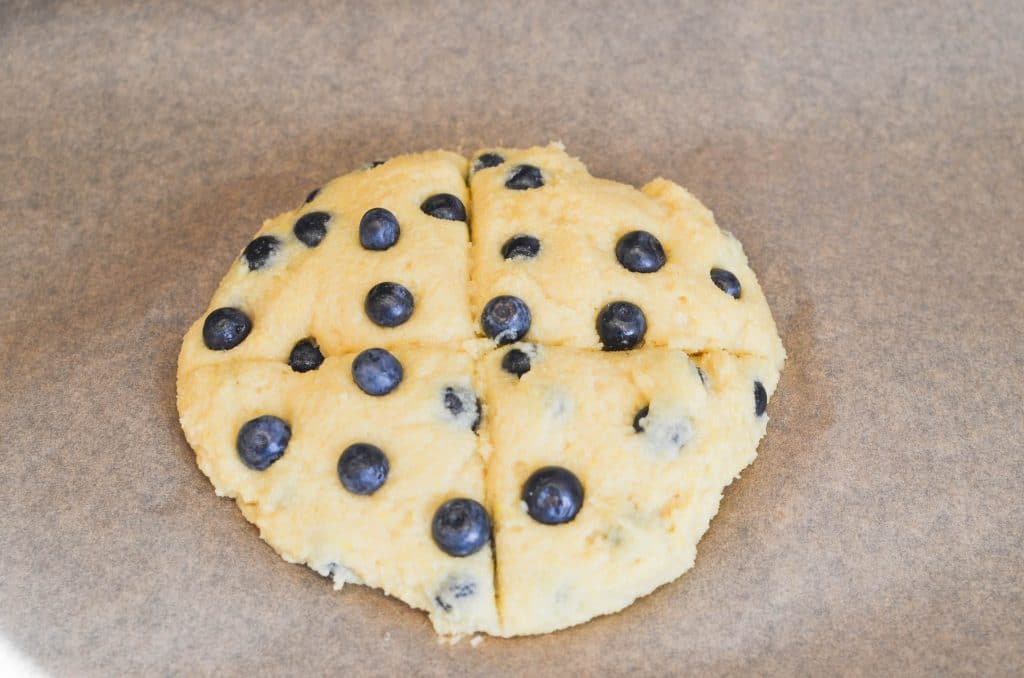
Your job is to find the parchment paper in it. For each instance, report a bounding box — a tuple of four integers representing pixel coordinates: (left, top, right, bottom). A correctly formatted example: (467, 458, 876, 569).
(1, 1, 1021, 675)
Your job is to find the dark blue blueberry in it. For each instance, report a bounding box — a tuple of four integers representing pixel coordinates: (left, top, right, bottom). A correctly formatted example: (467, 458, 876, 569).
(202, 307, 252, 350)
(289, 338, 324, 372)
(294, 211, 330, 247)
(521, 466, 584, 525)
(505, 164, 544, 190)
(359, 208, 400, 251)
(242, 235, 280, 270)
(501, 235, 541, 260)
(443, 386, 481, 432)
(337, 443, 389, 495)
(596, 301, 646, 351)
(236, 415, 291, 471)
(481, 295, 531, 345)
(711, 268, 742, 299)
(473, 153, 504, 172)
(431, 498, 492, 557)
(305, 188, 320, 203)
(364, 282, 415, 327)
(501, 348, 531, 378)
(754, 381, 767, 417)
(421, 193, 467, 221)
(351, 348, 403, 396)
(615, 230, 666, 273)
(633, 405, 649, 433)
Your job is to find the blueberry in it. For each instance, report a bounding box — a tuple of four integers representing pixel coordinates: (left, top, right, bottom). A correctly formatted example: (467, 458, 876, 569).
(501, 235, 541, 260)
(505, 164, 544, 190)
(501, 348, 531, 378)
(443, 386, 481, 432)
(242, 235, 280, 270)
(754, 380, 767, 416)
(711, 268, 742, 299)
(337, 443, 389, 495)
(202, 307, 252, 350)
(294, 211, 330, 247)
(473, 153, 504, 172)
(305, 188, 320, 203)
(434, 577, 476, 613)
(359, 208, 400, 251)
(431, 498, 491, 557)
(633, 405, 693, 456)
(521, 466, 584, 525)
(481, 295, 531, 345)
(288, 338, 324, 372)
(633, 405, 649, 433)
(236, 415, 291, 470)
(615, 230, 666, 273)
(351, 348, 403, 396)
(596, 301, 646, 351)
(364, 282, 415, 327)
(421, 193, 467, 221)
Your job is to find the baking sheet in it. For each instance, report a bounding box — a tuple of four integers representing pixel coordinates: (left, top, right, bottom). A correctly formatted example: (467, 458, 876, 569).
(1, 1, 1022, 675)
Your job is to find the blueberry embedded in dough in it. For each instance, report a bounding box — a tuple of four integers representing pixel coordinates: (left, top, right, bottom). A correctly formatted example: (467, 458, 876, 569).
(481, 295, 532, 345)
(421, 193, 467, 221)
(473, 152, 504, 173)
(358, 207, 400, 251)
(288, 338, 324, 372)
(633, 403, 694, 459)
(632, 405, 649, 433)
(202, 307, 252, 350)
(615, 230, 666, 273)
(596, 301, 647, 351)
(442, 385, 481, 432)
(351, 348, 403, 396)
(521, 466, 584, 525)
(319, 561, 360, 588)
(337, 443, 389, 496)
(242, 235, 281, 270)
(501, 348, 531, 378)
(364, 282, 415, 328)
(431, 498, 492, 557)
(304, 187, 320, 203)
(294, 211, 330, 248)
(710, 268, 742, 299)
(505, 164, 544, 190)
(433, 575, 477, 613)
(236, 415, 291, 470)
(754, 380, 767, 417)
(501, 234, 541, 260)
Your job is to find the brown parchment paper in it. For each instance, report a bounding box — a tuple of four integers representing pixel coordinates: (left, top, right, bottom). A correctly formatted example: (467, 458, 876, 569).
(1, 1, 1022, 675)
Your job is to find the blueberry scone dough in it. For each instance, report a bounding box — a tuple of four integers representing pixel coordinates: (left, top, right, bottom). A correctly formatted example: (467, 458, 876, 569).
(178, 348, 499, 635)
(177, 152, 499, 635)
(178, 150, 474, 373)
(178, 145, 785, 638)
(480, 346, 778, 636)
(468, 144, 784, 368)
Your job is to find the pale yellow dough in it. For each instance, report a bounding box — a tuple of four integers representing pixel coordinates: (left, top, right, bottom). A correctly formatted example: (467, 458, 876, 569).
(480, 346, 777, 636)
(469, 145, 784, 369)
(177, 145, 785, 637)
